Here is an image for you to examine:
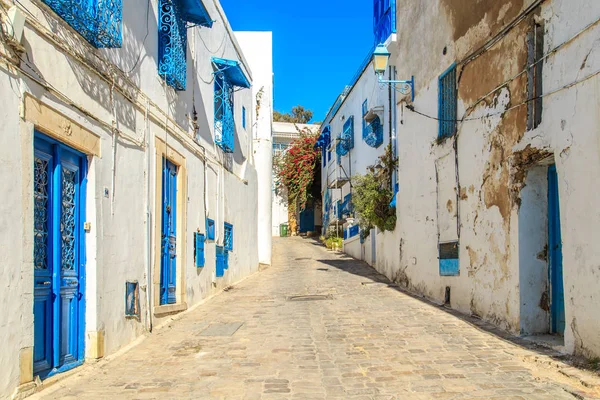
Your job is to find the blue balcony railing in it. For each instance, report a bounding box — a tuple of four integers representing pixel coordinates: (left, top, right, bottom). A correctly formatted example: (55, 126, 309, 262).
(43, 0, 122, 48)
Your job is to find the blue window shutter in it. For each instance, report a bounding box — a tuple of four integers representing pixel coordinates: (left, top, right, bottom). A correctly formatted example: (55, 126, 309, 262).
(438, 64, 457, 139)
(216, 246, 225, 277)
(206, 218, 215, 240)
(195, 232, 205, 267)
(224, 223, 233, 251)
(42, 0, 122, 48)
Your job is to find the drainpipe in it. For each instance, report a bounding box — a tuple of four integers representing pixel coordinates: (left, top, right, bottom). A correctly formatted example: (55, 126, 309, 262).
(392, 66, 398, 193)
(143, 100, 153, 332)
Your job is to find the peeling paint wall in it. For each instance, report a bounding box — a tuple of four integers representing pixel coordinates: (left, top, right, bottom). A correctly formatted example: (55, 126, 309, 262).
(379, 0, 600, 358)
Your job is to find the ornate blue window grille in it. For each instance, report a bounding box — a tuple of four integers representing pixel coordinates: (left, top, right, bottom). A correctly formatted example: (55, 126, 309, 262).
(373, 0, 396, 45)
(158, 0, 187, 91)
(224, 222, 233, 251)
(438, 64, 457, 139)
(43, 0, 122, 48)
(214, 73, 235, 152)
(364, 116, 384, 148)
(336, 116, 355, 157)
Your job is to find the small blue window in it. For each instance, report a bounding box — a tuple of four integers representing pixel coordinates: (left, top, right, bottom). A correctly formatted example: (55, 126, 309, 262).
(439, 241, 459, 276)
(125, 281, 139, 318)
(242, 106, 247, 129)
(194, 232, 205, 267)
(206, 218, 215, 240)
(216, 246, 225, 277)
(438, 64, 457, 139)
(337, 116, 355, 157)
(42, 0, 123, 48)
(224, 222, 233, 251)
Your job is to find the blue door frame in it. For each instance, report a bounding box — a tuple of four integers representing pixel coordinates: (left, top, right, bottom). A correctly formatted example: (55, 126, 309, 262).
(160, 158, 178, 305)
(33, 133, 87, 379)
(548, 164, 565, 334)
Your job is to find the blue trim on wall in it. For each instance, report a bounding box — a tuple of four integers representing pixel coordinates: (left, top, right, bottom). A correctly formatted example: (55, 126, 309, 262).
(439, 259, 459, 276)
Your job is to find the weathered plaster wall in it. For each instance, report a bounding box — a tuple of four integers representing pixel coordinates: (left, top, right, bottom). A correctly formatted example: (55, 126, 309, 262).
(385, 0, 600, 357)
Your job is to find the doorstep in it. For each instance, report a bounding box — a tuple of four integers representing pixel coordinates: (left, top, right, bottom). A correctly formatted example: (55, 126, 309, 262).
(153, 302, 188, 317)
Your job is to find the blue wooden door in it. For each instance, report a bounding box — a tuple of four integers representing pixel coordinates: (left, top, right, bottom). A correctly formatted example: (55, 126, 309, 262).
(33, 134, 86, 378)
(160, 158, 177, 305)
(548, 164, 565, 334)
(299, 208, 315, 233)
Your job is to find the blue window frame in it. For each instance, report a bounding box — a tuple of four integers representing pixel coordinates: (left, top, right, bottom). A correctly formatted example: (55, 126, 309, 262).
(216, 246, 225, 277)
(158, 0, 212, 91)
(439, 241, 459, 276)
(194, 232, 205, 267)
(337, 116, 355, 157)
(438, 64, 457, 139)
(373, 0, 396, 45)
(362, 99, 383, 148)
(212, 58, 251, 153)
(206, 218, 215, 240)
(242, 106, 247, 129)
(42, 0, 122, 48)
(224, 222, 233, 251)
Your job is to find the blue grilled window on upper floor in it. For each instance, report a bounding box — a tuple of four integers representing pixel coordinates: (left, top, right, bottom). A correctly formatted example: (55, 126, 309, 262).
(438, 64, 457, 139)
(224, 222, 233, 251)
(336, 116, 355, 157)
(43, 0, 122, 48)
(158, 0, 212, 91)
(373, 0, 396, 44)
(213, 58, 251, 153)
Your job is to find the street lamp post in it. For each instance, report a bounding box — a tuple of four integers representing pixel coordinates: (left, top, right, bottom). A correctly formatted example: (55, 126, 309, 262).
(373, 43, 415, 102)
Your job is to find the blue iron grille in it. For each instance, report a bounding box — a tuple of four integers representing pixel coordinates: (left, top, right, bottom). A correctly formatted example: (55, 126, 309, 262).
(34, 157, 50, 270)
(158, 0, 187, 91)
(438, 64, 457, 139)
(224, 222, 233, 251)
(214, 73, 235, 153)
(61, 167, 77, 270)
(194, 232, 205, 267)
(373, 0, 396, 45)
(364, 116, 383, 148)
(336, 116, 355, 157)
(43, 0, 122, 48)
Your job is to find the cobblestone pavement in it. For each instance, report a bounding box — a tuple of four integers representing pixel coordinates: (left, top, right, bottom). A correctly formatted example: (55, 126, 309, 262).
(34, 237, 599, 400)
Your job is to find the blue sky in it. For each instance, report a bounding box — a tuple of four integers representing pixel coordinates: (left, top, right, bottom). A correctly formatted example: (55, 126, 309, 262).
(220, 0, 374, 122)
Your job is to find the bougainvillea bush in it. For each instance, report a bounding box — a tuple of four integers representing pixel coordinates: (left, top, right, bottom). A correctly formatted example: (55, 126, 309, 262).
(275, 128, 320, 215)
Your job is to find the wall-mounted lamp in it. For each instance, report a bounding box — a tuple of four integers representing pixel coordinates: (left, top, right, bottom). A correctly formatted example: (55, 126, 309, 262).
(373, 43, 415, 102)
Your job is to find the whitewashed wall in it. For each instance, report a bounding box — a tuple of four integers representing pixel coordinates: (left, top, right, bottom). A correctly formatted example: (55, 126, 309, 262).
(0, 0, 266, 397)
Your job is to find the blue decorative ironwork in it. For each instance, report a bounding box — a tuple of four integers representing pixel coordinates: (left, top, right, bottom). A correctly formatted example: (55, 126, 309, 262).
(158, 0, 187, 91)
(34, 157, 49, 270)
(43, 0, 122, 48)
(438, 64, 457, 139)
(364, 116, 383, 148)
(214, 73, 235, 153)
(61, 168, 76, 270)
(224, 222, 233, 251)
(373, 0, 396, 45)
(336, 116, 355, 157)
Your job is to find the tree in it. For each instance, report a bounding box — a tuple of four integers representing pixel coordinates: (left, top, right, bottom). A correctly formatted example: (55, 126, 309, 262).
(273, 105, 314, 123)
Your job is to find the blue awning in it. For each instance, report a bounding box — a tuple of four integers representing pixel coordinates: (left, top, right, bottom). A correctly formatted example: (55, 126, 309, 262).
(179, 0, 213, 27)
(212, 58, 251, 88)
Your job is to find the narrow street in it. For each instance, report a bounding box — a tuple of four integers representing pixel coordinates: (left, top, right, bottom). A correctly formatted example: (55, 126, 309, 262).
(33, 237, 597, 400)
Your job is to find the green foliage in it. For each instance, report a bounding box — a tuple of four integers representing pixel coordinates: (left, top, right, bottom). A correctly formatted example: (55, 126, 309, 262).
(274, 105, 314, 123)
(325, 236, 343, 250)
(352, 144, 398, 236)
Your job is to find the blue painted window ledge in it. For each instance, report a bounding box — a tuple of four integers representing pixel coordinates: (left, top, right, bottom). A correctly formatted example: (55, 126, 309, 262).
(43, 0, 123, 48)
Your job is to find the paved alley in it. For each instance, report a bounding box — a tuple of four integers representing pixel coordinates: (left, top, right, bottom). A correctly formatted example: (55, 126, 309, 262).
(33, 237, 598, 400)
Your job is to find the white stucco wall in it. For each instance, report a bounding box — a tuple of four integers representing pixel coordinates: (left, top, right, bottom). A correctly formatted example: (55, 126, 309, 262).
(0, 0, 268, 397)
(236, 31, 274, 265)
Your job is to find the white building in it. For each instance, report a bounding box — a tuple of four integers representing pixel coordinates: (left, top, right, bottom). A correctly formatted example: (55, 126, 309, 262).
(0, 0, 272, 397)
(322, 0, 600, 359)
(271, 122, 320, 236)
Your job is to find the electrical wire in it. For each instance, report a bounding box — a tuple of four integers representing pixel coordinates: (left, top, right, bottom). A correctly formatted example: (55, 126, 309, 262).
(123, 0, 150, 75)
